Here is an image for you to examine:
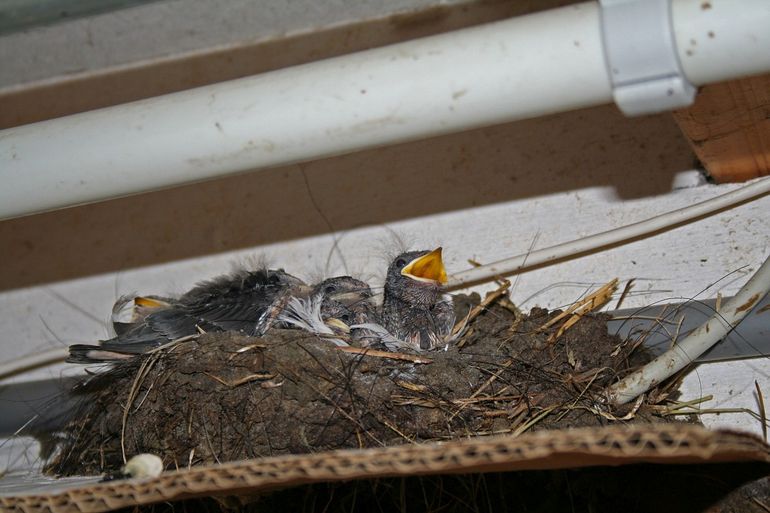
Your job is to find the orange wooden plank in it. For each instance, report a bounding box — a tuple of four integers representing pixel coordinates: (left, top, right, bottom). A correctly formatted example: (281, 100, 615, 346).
(673, 74, 770, 183)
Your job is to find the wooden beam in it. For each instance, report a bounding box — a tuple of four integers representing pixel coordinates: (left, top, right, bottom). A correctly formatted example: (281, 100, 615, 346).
(673, 74, 770, 183)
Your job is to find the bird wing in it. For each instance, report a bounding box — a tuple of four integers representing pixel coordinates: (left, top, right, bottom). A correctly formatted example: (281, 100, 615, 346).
(178, 268, 307, 334)
(432, 294, 457, 338)
(100, 308, 199, 352)
(100, 268, 307, 352)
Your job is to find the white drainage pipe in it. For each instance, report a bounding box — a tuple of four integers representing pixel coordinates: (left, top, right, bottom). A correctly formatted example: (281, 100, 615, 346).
(0, 0, 768, 219)
(607, 252, 770, 406)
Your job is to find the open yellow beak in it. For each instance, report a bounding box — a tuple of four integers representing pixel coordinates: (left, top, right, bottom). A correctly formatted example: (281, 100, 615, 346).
(134, 296, 170, 309)
(401, 247, 447, 284)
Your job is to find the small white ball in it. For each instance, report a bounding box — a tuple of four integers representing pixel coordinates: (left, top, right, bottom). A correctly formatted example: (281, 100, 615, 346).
(122, 453, 163, 479)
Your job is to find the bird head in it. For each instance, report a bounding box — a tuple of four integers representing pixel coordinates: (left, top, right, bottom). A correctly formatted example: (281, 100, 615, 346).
(386, 248, 448, 306)
(312, 276, 376, 329)
(313, 276, 373, 306)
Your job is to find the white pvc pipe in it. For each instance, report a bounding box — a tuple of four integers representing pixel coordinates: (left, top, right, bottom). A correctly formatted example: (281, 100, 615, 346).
(0, 0, 769, 219)
(607, 253, 770, 406)
(672, 0, 770, 85)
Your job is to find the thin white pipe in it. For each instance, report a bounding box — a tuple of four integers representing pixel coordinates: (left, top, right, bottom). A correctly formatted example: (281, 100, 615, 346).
(607, 253, 770, 406)
(447, 177, 770, 289)
(0, 347, 67, 380)
(0, 1, 769, 219)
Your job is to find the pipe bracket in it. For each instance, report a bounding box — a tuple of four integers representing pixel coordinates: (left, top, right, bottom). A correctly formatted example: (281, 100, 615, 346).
(600, 0, 696, 116)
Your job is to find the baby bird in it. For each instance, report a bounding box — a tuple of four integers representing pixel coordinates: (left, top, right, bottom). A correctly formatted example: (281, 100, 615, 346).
(311, 276, 374, 324)
(380, 248, 455, 350)
(278, 276, 374, 338)
(68, 270, 373, 363)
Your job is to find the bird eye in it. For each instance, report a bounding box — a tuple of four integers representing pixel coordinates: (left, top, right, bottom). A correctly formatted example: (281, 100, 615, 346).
(395, 258, 407, 268)
(341, 313, 351, 323)
(324, 285, 337, 294)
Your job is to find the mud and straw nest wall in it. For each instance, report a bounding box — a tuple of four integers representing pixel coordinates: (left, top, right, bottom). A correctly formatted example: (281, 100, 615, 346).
(46, 294, 681, 477)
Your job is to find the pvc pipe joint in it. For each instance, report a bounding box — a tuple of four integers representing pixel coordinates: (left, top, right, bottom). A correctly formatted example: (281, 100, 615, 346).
(600, 0, 696, 116)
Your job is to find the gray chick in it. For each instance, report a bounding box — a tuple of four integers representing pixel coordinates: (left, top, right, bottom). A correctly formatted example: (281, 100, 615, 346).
(380, 247, 455, 350)
(277, 276, 376, 343)
(68, 270, 373, 363)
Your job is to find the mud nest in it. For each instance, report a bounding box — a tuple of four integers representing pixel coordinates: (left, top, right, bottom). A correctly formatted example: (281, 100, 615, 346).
(47, 294, 678, 476)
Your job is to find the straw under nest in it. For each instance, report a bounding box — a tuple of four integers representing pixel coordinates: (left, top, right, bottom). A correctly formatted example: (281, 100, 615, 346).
(45, 292, 682, 477)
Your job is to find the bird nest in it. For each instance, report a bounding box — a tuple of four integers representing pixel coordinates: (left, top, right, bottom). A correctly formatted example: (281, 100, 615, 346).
(45, 292, 681, 477)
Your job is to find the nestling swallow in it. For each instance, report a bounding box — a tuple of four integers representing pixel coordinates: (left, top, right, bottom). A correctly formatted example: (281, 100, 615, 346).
(67, 270, 373, 363)
(380, 248, 455, 350)
(278, 276, 376, 343)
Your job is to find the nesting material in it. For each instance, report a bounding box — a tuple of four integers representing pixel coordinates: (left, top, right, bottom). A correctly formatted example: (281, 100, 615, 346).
(46, 293, 670, 477)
